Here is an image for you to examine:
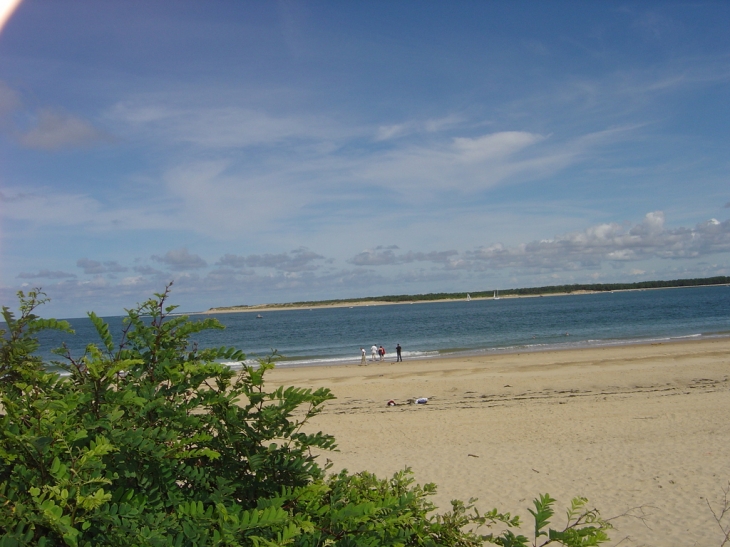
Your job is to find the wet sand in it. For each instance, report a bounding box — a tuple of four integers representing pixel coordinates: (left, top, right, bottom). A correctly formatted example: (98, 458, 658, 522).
(266, 337, 730, 547)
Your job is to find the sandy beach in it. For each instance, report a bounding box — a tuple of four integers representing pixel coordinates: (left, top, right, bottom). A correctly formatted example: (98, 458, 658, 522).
(266, 338, 730, 547)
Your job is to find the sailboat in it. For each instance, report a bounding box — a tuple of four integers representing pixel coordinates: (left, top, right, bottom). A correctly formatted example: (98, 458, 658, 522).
(466, 293, 471, 302)
(493, 290, 500, 300)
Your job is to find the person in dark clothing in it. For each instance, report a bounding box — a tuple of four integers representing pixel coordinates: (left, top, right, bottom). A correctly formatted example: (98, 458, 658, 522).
(396, 343, 402, 362)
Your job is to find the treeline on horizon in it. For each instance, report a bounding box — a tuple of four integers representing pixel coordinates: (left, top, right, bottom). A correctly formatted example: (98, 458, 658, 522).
(210, 275, 730, 311)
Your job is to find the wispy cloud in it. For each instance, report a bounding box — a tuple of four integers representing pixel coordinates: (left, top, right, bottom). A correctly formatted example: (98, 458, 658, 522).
(349, 248, 458, 266)
(0, 80, 20, 118)
(0, 88, 655, 244)
(622, 6, 684, 42)
(17, 269, 77, 280)
(217, 248, 325, 272)
(19, 108, 111, 150)
(375, 115, 464, 141)
(77, 259, 128, 275)
(1, 187, 105, 225)
(353, 128, 615, 196)
(133, 265, 167, 277)
(108, 101, 349, 149)
(151, 248, 208, 270)
(0, 81, 110, 150)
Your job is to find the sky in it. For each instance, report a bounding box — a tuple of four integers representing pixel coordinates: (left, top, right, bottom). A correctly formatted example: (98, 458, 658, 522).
(0, 1, 729, 318)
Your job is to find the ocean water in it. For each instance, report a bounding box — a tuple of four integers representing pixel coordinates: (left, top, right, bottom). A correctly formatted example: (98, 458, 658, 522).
(20, 285, 730, 371)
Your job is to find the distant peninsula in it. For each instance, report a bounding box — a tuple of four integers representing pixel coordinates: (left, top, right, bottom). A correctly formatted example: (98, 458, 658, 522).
(204, 275, 730, 314)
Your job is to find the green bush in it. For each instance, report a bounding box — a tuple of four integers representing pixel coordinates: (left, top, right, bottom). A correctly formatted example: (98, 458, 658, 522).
(0, 286, 610, 546)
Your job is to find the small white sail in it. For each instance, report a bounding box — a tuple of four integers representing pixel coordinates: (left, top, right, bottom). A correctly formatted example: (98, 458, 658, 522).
(494, 290, 500, 300)
(466, 293, 471, 301)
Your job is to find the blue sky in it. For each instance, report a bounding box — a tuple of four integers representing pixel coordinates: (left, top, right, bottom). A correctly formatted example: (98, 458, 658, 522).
(1, 1, 729, 318)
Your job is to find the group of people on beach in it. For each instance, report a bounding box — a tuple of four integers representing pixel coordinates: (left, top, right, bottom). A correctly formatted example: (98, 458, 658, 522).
(360, 343, 402, 364)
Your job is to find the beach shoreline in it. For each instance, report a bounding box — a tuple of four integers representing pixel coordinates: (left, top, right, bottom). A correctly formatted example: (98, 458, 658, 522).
(264, 332, 728, 370)
(265, 337, 730, 547)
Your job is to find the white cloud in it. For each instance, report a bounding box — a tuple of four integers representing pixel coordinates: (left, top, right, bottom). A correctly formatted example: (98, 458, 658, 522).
(451, 131, 544, 162)
(466, 212, 730, 272)
(344, 212, 730, 275)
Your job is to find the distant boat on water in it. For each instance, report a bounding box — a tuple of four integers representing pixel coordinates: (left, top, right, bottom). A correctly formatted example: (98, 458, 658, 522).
(466, 293, 471, 302)
(256, 314, 263, 319)
(494, 290, 500, 300)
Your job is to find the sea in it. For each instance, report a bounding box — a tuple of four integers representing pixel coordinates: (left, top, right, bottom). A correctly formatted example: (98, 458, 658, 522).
(20, 284, 730, 372)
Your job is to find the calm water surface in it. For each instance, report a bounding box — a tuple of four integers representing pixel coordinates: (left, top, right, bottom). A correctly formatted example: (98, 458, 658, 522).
(26, 285, 730, 370)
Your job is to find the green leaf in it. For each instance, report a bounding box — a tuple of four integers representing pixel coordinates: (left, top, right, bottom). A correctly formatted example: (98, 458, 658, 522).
(528, 493, 555, 538)
(89, 312, 115, 353)
(31, 436, 53, 453)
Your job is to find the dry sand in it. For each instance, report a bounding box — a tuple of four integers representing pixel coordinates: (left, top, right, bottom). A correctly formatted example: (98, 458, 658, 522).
(266, 338, 730, 547)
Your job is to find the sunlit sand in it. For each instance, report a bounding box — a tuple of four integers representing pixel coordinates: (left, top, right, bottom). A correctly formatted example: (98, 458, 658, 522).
(267, 337, 730, 547)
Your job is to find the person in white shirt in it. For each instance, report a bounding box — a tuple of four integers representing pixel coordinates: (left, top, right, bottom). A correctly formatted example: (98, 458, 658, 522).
(360, 347, 367, 365)
(371, 345, 378, 361)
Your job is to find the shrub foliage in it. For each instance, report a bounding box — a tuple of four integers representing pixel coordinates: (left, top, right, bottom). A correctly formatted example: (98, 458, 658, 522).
(0, 286, 610, 546)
